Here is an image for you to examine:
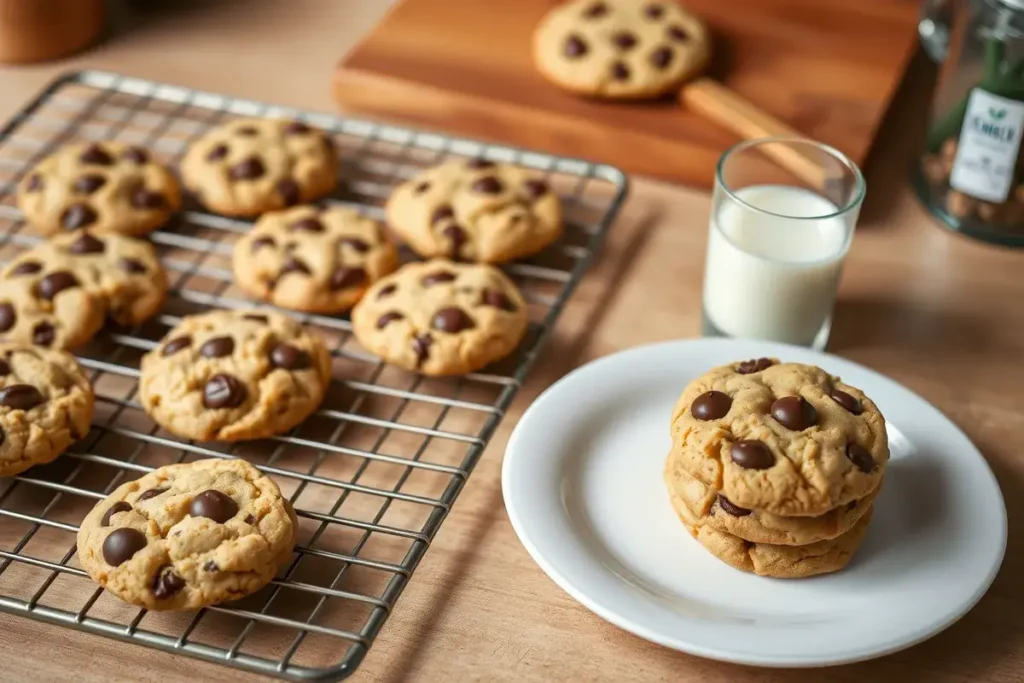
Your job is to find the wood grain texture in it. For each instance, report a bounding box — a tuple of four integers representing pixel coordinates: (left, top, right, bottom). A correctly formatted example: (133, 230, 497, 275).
(333, 0, 921, 187)
(0, 3, 1021, 683)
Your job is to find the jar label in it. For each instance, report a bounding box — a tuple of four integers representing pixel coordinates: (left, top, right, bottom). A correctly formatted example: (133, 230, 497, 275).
(949, 89, 1024, 203)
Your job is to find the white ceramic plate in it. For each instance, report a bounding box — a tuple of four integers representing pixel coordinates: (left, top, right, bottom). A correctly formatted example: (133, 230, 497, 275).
(502, 338, 1006, 667)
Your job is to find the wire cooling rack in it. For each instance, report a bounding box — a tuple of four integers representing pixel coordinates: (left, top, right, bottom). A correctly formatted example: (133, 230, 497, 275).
(0, 71, 627, 680)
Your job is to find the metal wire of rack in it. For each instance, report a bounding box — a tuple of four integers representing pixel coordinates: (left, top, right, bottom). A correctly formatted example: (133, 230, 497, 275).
(0, 70, 627, 681)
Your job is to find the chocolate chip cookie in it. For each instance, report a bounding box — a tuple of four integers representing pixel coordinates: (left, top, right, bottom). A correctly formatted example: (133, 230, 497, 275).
(138, 309, 332, 441)
(3, 231, 168, 327)
(232, 204, 399, 313)
(0, 343, 93, 476)
(385, 159, 563, 263)
(0, 266, 105, 350)
(533, 0, 711, 99)
(665, 447, 877, 546)
(17, 142, 181, 237)
(76, 458, 296, 611)
(669, 360, 889, 517)
(180, 118, 337, 217)
(351, 259, 528, 376)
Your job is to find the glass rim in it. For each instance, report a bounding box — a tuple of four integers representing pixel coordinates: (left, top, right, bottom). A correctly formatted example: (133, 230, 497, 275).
(714, 136, 866, 221)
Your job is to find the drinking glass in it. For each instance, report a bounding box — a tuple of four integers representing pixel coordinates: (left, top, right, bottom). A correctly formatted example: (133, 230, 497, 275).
(701, 137, 865, 350)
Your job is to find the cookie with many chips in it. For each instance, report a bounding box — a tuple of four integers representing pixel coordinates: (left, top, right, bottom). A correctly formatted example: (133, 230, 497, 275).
(0, 266, 105, 350)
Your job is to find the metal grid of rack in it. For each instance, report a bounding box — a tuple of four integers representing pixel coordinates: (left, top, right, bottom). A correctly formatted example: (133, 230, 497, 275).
(0, 71, 627, 681)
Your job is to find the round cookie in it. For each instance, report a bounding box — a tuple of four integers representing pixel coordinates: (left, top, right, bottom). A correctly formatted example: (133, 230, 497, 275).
(667, 471, 872, 579)
(138, 309, 332, 442)
(17, 141, 181, 237)
(0, 267, 105, 350)
(3, 231, 168, 327)
(669, 360, 889, 517)
(533, 0, 711, 99)
(0, 343, 93, 476)
(664, 447, 877, 546)
(351, 259, 528, 376)
(232, 204, 398, 313)
(385, 159, 562, 264)
(76, 458, 296, 611)
(180, 118, 337, 217)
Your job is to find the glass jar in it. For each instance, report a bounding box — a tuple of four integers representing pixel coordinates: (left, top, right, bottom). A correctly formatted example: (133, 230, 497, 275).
(914, 0, 1024, 246)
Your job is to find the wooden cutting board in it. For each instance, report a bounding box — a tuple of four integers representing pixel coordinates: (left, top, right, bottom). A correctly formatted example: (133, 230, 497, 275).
(333, 0, 921, 187)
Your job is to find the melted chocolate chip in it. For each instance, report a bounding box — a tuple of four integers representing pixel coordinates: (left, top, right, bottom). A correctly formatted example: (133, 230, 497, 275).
(119, 257, 148, 274)
(280, 257, 312, 278)
(0, 384, 44, 410)
(251, 236, 275, 252)
(73, 174, 106, 195)
(206, 144, 229, 161)
(68, 232, 105, 254)
(830, 389, 863, 415)
(376, 311, 404, 329)
(649, 46, 674, 69)
(472, 176, 503, 194)
(122, 146, 149, 164)
(611, 61, 631, 81)
(524, 179, 549, 199)
(846, 444, 875, 473)
(0, 304, 14, 333)
(35, 271, 79, 300)
(236, 125, 259, 136)
(736, 358, 774, 374)
(162, 336, 191, 356)
(338, 237, 370, 253)
(203, 560, 219, 572)
(26, 174, 43, 192)
(32, 323, 54, 347)
(612, 31, 638, 50)
(8, 261, 42, 276)
(152, 565, 185, 599)
(716, 495, 751, 517)
(277, 178, 301, 206)
(644, 3, 665, 19)
(583, 1, 608, 17)
(200, 336, 234, 358)
(269, 343, 311, 370)
(770, 396, 817, 431)
(668, 25, 688, 41)
(244, 514, 255, 525)
(481, 288, 517, 312)
(229, 157, 265, 180)
(330, 266, 367, 290)
(132, 188, 166, 210)
(189, 489, 238, 523)
(730, 440, 775, 470)
(102, 528, 147, 566)
(467, 158, 496, 169)
(414, 181, 431, 194)
(412, 333, 433, 366)
(137, 487, 168, 501)
(290, 217, 324, 233)
(61, 204, 97, 230)
(422, 271, 457, 286)
(690, 391, 731, 420)
(79, 144, 113, 166)
(431, 205, 454, 226)
(564, 34, 588, 58)
(432, 307, 475, 333)
(203, 373, 246, 409)
(377, 283, 398, 299)
(0, 359, 10, 376)
(443, 225, 468, 258)
(101, 501, 132, 526)
(284, 120, 310, 135)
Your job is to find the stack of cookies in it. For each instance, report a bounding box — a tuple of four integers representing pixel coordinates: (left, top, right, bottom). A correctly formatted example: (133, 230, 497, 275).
(664, 359, 889, 579)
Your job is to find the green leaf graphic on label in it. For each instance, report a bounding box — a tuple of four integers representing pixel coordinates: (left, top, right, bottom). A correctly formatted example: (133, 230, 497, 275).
(989, 107, 1008, 120)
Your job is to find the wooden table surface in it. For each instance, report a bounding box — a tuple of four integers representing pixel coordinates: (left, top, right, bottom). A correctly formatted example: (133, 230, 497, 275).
(0, 2, 1021, 682)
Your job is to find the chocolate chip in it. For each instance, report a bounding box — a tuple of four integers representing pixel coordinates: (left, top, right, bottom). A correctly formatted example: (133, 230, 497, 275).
(61, 204, 97, 230)
(102, 528, 147, 566)
(122, 146, 149, 164)
(206, 144, 229, 161)
(472, 176, 503, 194)
(35, 271, 79, 300)
(0, 304, 14, 333)
(830, 389, 863, 415)
(243, 314, 268, 323)
(290, 217, 324, 233)
(8, 261, 41, 277)
(770, 396, 817, 431)
(162, 336, 191, 356)
(73, 174, 106, 195)
(432, 307, 475, 333)
(422, 271, 457, 286)
(690, 391, 731, 420)
(68, 232, 105, 254)
(524, 179, 549, 199)
(26, 174, 43, 192)
(0, 360, 9, 376)
(730, 440, 775, 470)
(0, 384, 44, 410)
(481, 288, 517, 312)
(467, 158, 496, 169)
(644, 3, 665, 19)
(612, 31, 638, 50)
(251, 236, 275, 253)
(377, 283, 397, 299)
(151, 565, 185, 599)
(79, 144, 113, 166)
(229, 157, 265, 180)
(189, 489, 238, 523)
(236, 125, 259, 136)
(244, 514, 255, 525)
(431, 205, 454, 226)
(277, 178, 301, 206)
(716, 495, 751, 517)
(338, 237, 370, 253)
(650, 46, 674, 69)
(101, 501, 132, 526)
(611, 61, 631, 80)
(137, 487, 168, 501)
(32, 323, 54, 347)
(284, 120, 310, 135)
(203, 373, 246, 409)
(412, 333, 433, 366)
(376, 311, 404, 329)
(736, 358, 774, 374)
(270, 343, 310, 370)
(564, 34, 588, 58)
(330, 266, 367, 290)
(200, 336, 234, 358)
(668, 25, 688, 41)
(279, 257, 312, 278)
(846, 444, 875, 473)
(414, 181, 431, 194)
(443, 225, 468, 258)
(583, 1, 608, 17)
(119, 257, 148, 275)
(131, 188, 166, 210)
(847, 500, 858, 512)
(203, 560, 219, 572)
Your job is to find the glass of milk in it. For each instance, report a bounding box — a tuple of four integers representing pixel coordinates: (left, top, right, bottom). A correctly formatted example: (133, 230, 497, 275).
(702, 137, 865, 350)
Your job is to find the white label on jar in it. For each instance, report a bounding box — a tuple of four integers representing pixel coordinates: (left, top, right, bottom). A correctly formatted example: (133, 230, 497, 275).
(949, 89, 1024, 203)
